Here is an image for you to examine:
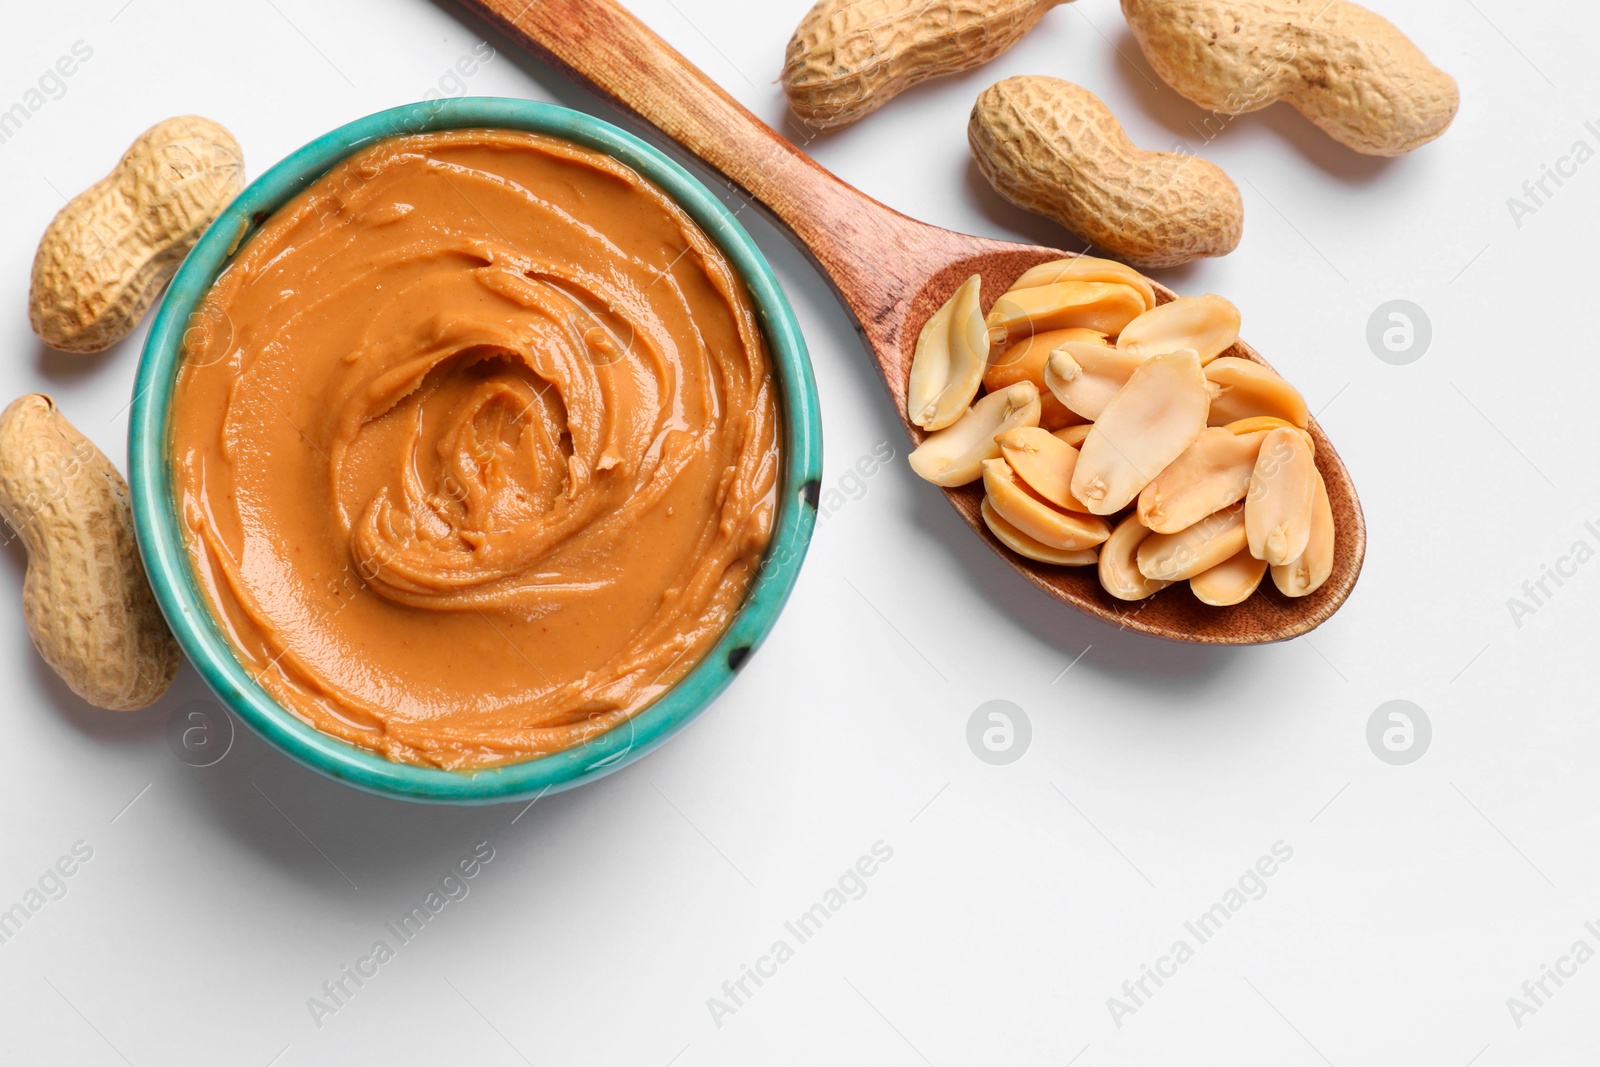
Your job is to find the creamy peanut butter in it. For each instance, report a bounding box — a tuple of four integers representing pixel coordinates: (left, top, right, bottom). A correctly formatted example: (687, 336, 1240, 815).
(174, 129, 780, 769)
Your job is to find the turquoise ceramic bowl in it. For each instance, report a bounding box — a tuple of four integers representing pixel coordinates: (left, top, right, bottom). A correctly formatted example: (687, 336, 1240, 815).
(129, 98, 821, 804)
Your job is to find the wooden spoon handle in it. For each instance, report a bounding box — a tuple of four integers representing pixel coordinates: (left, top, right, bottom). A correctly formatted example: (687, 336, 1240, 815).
(459, 0, 924, 297)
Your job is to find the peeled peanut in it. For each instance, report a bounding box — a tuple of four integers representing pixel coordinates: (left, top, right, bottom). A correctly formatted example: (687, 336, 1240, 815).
(909, 382, 1040, 486)
(1072, 349, 1209, 515)
(1246, 427, 1317, 565)
(982, 460, 1110, 551)
(902, 268, 1340, 615)
(982, 497, 1098, 566)
(1272, 470, 1334, 597)
(1099, 514, 1172, 601)
(969, 76, 1243, 267)
(1224, 417, 1316, 462)
(1190, 548, 1269, 606)
(1043, 342, 1146, 421)
(1011, 256, 1156, 311)
(1137, 427, 1265, 534)
(986, 327, 1104, 430)
(909, 274, 988, 430)
(1117, 295, 1240, 363)
(1137, 501, 1247, 582)
(30, 116, 244, 353)
(1053, 424, 1091, 448)
(0, 396, 181, 709)
(1121, 0, 1458, 157)
(782, 0, 1068, 130)
(1222, 415, 1303, 439)
(997, 427, 1090, 512)
(986, 280, 1146, 341)
(1205, 357, 1309, 428)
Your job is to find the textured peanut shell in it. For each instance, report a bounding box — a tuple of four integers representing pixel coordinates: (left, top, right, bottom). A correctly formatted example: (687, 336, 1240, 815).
(969, 76, 1243, 267)
(29, 115, 244, 353)
(1121, 0, 1459, 156)
(0, 396, 180, 709)
(783, 0, 1068, 130)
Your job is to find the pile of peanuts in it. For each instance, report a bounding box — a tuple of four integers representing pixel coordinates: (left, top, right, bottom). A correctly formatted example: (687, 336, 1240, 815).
(906, 257, 1333, 606)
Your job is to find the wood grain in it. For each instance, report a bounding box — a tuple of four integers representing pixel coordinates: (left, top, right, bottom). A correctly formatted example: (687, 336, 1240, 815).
(456, 0, 1365, 644)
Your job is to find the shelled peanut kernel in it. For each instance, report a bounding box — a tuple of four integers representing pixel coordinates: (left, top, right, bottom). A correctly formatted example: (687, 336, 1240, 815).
(905, 257, 1333, 605)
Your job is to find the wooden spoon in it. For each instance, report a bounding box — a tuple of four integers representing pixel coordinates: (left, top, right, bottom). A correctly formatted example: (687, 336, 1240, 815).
(458, 0, 1365, 644)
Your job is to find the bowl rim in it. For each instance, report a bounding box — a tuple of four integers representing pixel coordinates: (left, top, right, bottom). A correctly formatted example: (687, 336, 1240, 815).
(128, 97, 822, 805)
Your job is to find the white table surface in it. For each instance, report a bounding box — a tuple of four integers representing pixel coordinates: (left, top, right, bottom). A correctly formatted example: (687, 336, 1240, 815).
(2, 1, 1595, 1063)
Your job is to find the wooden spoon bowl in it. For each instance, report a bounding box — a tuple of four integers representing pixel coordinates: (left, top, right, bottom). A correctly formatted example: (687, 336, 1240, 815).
(460, 0, 1366, 644)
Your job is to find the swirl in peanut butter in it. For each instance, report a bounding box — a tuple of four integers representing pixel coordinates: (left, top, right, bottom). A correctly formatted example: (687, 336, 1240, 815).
(173, 130, 780, 769)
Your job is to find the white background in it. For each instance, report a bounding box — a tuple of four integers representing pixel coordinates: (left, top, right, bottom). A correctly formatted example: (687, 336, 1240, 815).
(2, 1, 1596, 1063)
